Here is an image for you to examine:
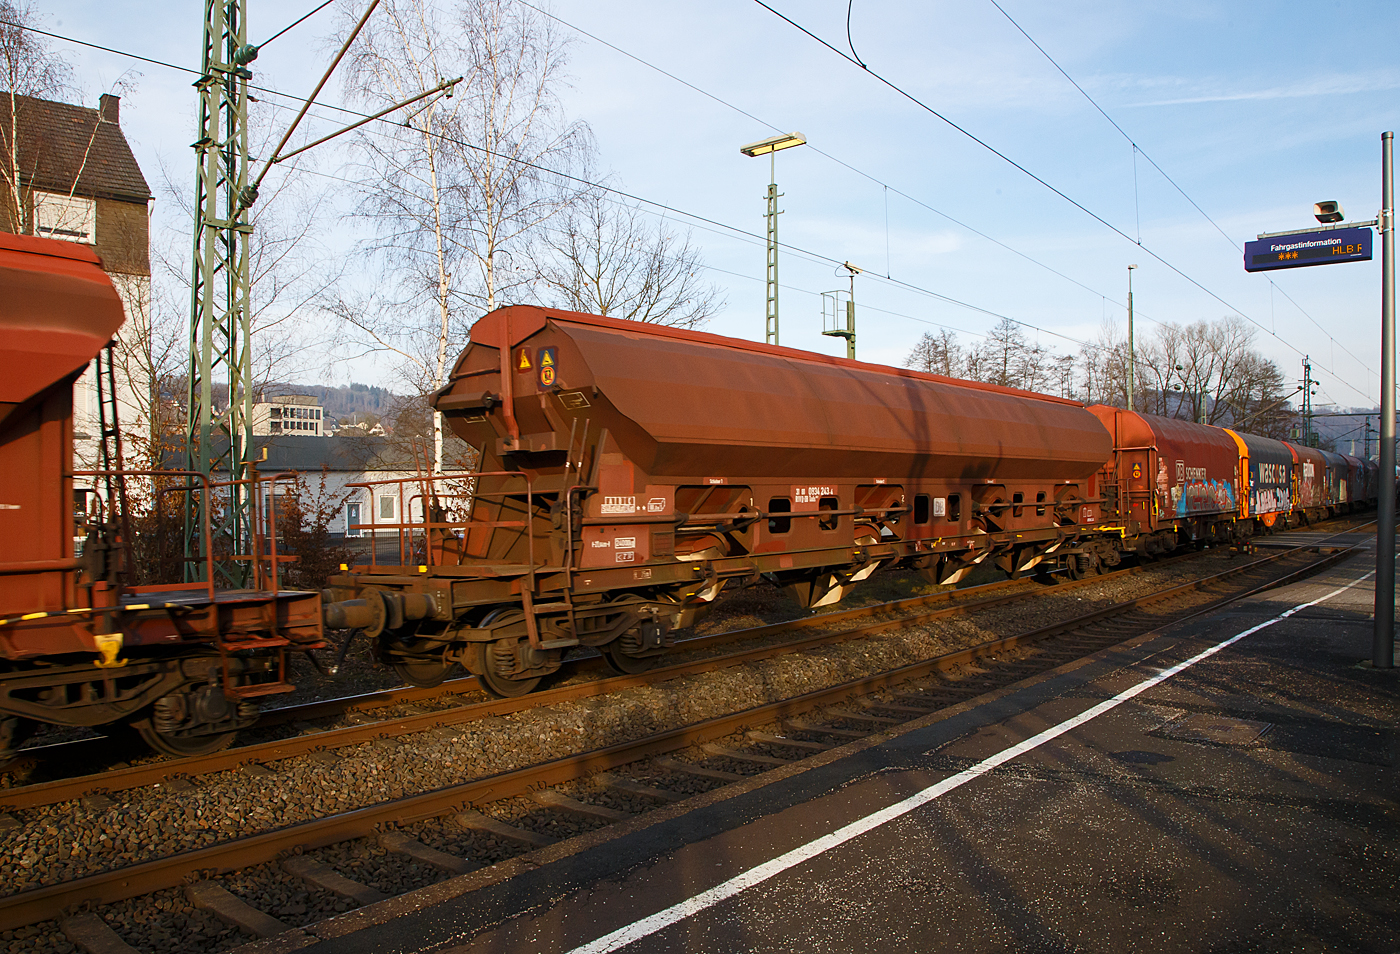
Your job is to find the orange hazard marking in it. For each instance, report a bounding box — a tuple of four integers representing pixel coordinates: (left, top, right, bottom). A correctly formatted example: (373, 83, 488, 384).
(517, 349, 532, 370)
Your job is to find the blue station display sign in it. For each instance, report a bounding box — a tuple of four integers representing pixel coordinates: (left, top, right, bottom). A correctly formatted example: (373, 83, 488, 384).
(1244, 226, 1373, 272)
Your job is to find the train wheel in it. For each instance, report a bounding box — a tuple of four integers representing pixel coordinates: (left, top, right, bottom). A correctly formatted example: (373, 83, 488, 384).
(393, 655, 453, 688)
(1066, 553, 1091, 580)
(0, 716, 34, 765)
(600, 641, 659, 675)
(477, 639, 542, 698)
(131, 717, 237, 757)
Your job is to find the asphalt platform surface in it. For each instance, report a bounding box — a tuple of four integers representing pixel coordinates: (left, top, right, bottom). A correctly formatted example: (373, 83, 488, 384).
(248, 545, 1399, 954)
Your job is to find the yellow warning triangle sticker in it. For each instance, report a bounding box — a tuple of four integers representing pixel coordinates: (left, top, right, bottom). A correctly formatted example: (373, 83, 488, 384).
(540, 350, 554, 366)
(517, 349, 531, 370)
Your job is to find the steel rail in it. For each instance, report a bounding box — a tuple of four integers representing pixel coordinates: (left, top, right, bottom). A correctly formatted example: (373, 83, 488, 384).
(0, 549, 1219, 811)
(6, 515, 1372, 809)
(0, 544, 1353, 930)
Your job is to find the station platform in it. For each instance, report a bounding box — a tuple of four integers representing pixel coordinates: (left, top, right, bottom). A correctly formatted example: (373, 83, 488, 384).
(260, 551, 1400, 954)
(1253, 522, 1386, 550)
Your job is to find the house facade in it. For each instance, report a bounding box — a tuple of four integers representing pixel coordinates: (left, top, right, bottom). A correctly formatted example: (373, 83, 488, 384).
(0, 92, 154, 469)
(214, 435, 476, 540)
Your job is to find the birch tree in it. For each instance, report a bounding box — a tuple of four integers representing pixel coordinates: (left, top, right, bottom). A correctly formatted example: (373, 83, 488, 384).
(336, 0, 587, 472)
(450, 0, 589, 315)
(336, 0, 468, 474)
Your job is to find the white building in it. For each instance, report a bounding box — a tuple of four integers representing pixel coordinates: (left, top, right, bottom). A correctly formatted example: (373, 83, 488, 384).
(253, 395, 328, 437)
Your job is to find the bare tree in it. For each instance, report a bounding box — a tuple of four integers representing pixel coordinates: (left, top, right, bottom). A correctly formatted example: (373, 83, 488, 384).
(337, 0, 470, 475)
(108, 269, 183, 473)
(1054, 353, 1076, 398)
(965, 318, 1056, 393)
(904, 328, 962, 377)
(337, 0, 587, 472)
(1081, 322, 1131, 408)
(0, 0, 70, 232)
(449, 0, 590, 313)
(535, 188, 723, 327)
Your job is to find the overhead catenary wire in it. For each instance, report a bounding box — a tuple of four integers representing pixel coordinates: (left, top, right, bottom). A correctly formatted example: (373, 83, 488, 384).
(0, 15, 1101, 356)
(511, 0, 1145, 322)
(750, 0, 1380, 406)
(8, 14, 1376, 405)
(258, 0, 337, 49)
(510, 0, 1378, 407)
(984, 0, 1379, 392)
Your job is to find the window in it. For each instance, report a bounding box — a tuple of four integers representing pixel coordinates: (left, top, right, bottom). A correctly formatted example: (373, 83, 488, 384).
(914, 494, 930, 525)
(767, 497, 791, 534)
(378, 496, 396, 520)
(33, 191, 96, 244)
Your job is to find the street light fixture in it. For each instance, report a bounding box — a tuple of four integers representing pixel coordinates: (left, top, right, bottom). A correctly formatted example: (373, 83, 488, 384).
(1313, 200, 1345, 223)
(1127, 264, 1138, 411)
(741, 132, 807, 345)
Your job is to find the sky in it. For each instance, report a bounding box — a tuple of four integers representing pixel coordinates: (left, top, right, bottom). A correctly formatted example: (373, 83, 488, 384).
(30, 0, 1400, 412)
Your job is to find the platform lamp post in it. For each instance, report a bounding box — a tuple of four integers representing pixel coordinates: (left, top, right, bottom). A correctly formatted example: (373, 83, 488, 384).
(1378, 130, 1396, 669)
(740, 132, 806, 345)
(1126, 264, 1138, 411)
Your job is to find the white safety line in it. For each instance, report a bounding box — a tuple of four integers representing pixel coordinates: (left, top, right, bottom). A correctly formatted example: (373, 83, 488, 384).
(564, 568, 1376, 954)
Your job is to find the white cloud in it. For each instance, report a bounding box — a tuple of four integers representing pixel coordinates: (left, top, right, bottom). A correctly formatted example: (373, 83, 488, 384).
(1126, 70, 1400, 107)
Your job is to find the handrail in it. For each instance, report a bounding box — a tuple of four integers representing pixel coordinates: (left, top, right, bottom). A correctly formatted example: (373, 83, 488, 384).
(76, 469, 216, 603)
(261, 472, 305, 594)
(343, 470, 534, 572)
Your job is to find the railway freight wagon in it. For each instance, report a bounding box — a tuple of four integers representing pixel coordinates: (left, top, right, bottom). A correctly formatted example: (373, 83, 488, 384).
(1224, 429, 1294, 530)
(1288, 443, 1350, 521)
(0, 233, 325, 759)
(326, 306, 1115, 696)
(1085, 406, 1242, 568)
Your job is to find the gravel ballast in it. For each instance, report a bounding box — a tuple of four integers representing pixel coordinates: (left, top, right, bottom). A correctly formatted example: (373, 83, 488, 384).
(1, 548, 1288, 951)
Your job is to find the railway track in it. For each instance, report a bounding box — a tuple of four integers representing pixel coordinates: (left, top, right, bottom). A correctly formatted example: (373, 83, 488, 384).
(0, 546, 1220, 811)
(1, 538, 1357, 948)
(14, 512, 1376, 802)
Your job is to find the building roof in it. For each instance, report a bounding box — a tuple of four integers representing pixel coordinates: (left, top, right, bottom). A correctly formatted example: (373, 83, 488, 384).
(0, 93, 151, 203)
(167, 434, 475, 474)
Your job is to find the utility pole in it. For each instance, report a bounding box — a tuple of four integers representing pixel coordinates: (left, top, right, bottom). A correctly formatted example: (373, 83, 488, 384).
(764, 157, 779, 346)
(1377, 129, 1395, 669)
(185, 0, 256, 585)
(1300, 356, 1316, 446)
(1126, 264, 1138, 411)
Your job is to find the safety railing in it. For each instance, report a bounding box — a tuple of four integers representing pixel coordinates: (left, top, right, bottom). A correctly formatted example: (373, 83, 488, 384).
(79, 469, 218, 603)
(344, 470, 535, 574)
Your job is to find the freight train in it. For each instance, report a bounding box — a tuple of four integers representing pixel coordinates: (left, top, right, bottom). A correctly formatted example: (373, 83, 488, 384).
(0, 235, 1382, 757)
(324, 305, 1380, 696)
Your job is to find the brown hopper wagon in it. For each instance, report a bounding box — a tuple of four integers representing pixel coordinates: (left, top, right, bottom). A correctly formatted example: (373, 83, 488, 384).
(325, 306, 1114, 695)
